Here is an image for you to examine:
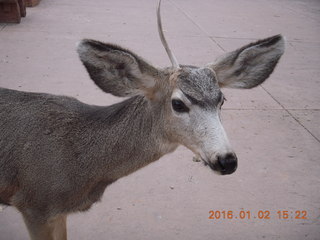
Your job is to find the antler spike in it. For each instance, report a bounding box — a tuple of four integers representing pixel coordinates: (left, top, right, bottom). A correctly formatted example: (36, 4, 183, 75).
(157, 0, 180, 69)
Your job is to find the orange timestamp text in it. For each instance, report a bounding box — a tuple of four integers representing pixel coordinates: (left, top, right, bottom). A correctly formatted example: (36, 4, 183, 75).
(208, 210, 307, 220)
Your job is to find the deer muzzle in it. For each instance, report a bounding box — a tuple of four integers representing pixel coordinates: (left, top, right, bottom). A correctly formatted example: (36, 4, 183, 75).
(208, 152, 238, 175)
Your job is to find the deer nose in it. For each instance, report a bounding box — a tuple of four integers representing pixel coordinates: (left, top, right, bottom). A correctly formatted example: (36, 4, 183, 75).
(217, 153, 237, 175)
(209, 153, 237, 175)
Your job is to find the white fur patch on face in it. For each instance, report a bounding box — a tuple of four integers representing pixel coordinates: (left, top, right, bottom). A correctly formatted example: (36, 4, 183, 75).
(187, 110, 233, 162)
(201, 113, 232, 159)
(169, 91, 233, 163)
(169, 86, 234, 164)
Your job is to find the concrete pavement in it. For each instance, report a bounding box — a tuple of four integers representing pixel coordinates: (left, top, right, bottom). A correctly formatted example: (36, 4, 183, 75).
(0, 0, 319, 239)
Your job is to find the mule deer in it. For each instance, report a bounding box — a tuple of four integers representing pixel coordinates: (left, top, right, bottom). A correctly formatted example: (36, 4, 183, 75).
(0, 0, 285, 239)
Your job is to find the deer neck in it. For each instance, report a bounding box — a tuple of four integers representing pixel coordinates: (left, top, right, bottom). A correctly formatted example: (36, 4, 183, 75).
(82, 96, 178, 181)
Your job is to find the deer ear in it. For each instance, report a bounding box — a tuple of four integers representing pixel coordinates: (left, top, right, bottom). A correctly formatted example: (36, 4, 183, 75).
(207, 35, 285, 89)
(77, 39, 161, 97)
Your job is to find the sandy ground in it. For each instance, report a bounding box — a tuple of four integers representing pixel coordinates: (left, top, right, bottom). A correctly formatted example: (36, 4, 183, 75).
(0, 0, 319, 239)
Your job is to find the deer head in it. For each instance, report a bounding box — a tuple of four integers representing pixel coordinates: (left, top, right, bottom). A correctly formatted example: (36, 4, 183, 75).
(77, 0, 285, 175)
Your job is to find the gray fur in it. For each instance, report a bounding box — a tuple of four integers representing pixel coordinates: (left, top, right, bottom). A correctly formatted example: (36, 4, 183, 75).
(0, 88, 170, 212)
(77, 39, 162, 98)
(177, 67, 222, 109)
(0, 34, 284, 239)
(208, 34, 285, 88)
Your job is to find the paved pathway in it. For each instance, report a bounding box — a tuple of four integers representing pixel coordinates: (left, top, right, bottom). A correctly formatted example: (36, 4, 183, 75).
(0, 0, 319, 239)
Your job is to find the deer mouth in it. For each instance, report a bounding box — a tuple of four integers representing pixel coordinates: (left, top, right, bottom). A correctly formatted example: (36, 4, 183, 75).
(202, 159, 223, 175)
(200, 157, 221, 174)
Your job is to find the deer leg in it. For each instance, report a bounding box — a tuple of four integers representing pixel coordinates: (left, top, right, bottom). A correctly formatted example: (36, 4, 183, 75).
(52, 215, 67, 240)
(21, 211, 67, 240)
(22, 213, 55, 240)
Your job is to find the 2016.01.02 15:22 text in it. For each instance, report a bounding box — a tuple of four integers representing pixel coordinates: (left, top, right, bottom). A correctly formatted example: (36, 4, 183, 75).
(208, 210, 308, 220)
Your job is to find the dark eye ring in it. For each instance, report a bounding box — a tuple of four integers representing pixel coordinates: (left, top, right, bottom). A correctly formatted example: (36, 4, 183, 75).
(172, 99, 189, 113)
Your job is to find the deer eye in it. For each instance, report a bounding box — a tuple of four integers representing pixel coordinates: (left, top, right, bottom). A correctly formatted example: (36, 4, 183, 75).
(172, 99, 189, 113)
